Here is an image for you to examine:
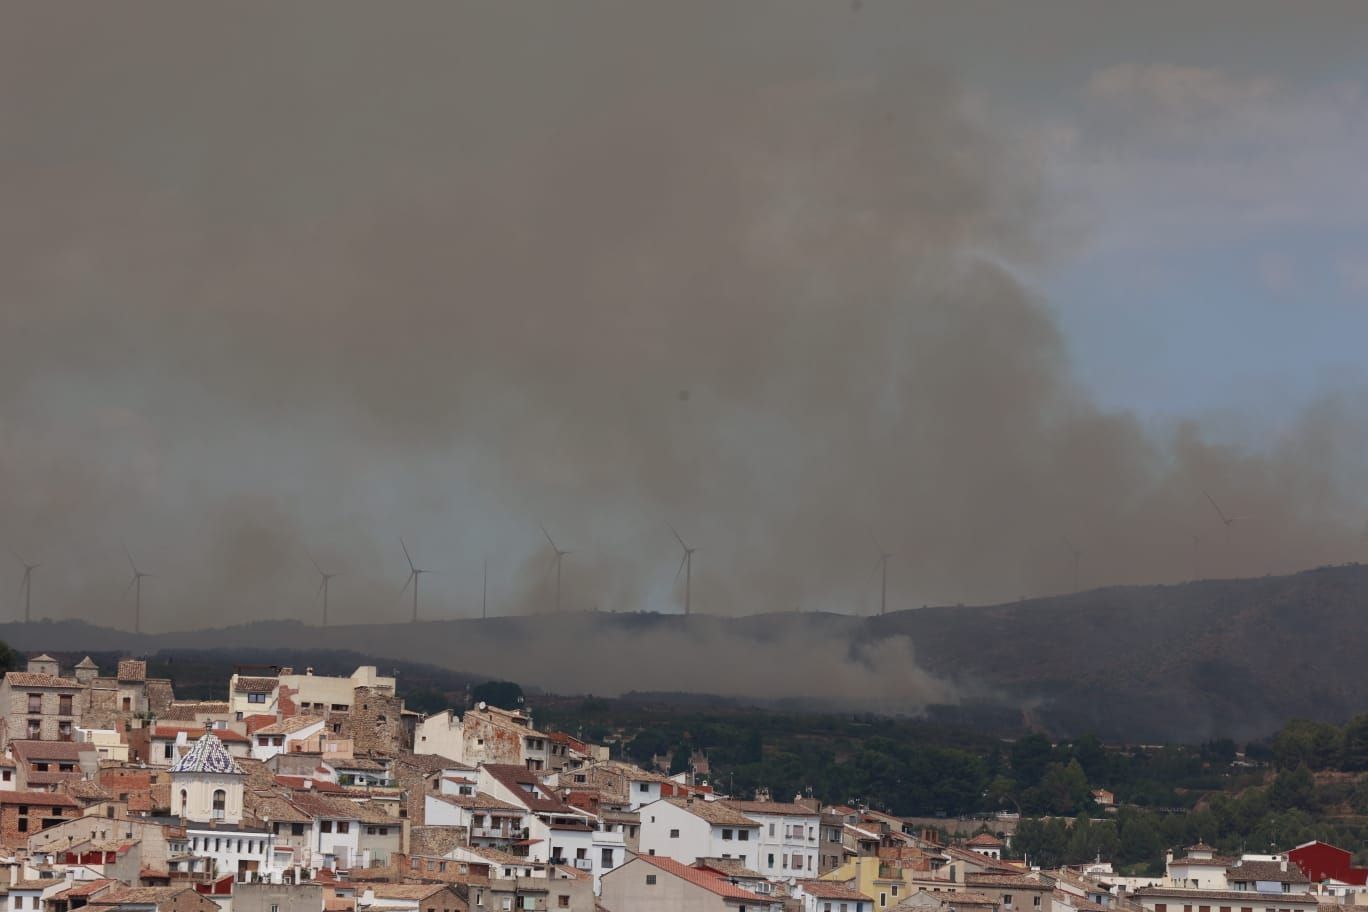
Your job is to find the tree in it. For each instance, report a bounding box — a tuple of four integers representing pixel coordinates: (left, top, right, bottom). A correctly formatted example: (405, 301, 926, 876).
(0, 640, 15, 674)
(470, 680, 524, 710)
(1011, 733, 1054, 789)
(1269, 764, 1315, 812)
(1038, 759, 1091, 816)
(1341, 715, 1368, 771)
(670, 745, 693, 776)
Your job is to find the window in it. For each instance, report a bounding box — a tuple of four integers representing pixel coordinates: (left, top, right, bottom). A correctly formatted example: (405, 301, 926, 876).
(669, 828, 679, 838)
(248, 693, 266, 704)
(26, 719, 40, 738)
(291, 823, 305, 836)
(1004, 896, 1013, 907)
(722, 828, 733, 840)
(122, 697, 132, 712)
(17, 819, 27, 833)
(645, 875, 657, 886)
(337, 821, 350, 834)
(601, 848, 614, 868)
(58, 763, 73, 772)
(1035, 898, 1042, 908)
(321, 821, 333, 833)
(34, 762, 49, 772)
(14, 896, 23, 909)
(1, 771, 9, 782)
(769, 823, 776, 836)
(638, 783, 649, 793)
(558, 897, 570, 909)
(739, 829, 749, 841)
(27, 694, 41, 713)
(58, 695, 72, 715)
(212, 789, 227, 819)
(164, 744, 174, 760)
(768, 853, 775, 868)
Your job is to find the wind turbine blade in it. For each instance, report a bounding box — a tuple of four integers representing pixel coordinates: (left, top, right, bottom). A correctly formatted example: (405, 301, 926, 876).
(124, 543, 138, 574)
(675, 553, 688, 582)
(667, 522, 688, 550)
(1203, 489, 1230, 524)
(399, 572, 414, 598)
(399, 537, 415, 572)
(307, 551, 325, 576)
(540, 523, 558, 551)
(124, 575, 137, 596)
(316, 578, 326, 598)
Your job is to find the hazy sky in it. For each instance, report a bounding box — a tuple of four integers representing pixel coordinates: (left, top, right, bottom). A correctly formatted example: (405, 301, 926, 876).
(4, 2, 1368, 629)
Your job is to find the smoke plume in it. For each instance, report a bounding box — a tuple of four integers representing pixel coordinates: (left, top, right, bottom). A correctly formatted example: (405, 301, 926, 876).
(2, 1, 1366, 643)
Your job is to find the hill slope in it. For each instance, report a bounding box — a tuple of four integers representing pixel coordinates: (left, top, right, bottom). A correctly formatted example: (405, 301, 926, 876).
(7, 564, 1366, 742)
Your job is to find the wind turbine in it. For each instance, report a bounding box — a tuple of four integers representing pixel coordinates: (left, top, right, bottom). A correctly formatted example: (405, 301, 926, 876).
(1203, 489, 1238, 545)
(871, 534, 892, 616)
(124, 545, 151, 635)
(481, 557, 488, 620)
(11, 550, 38, 624)
(1192, 534, 1202, 581)
(399, 538, 432, 623)
(1064, 537, 1081, 593)
(309, 553, 338, 627)
(668, 523, 696, 616)
(540, 524, 571, 613)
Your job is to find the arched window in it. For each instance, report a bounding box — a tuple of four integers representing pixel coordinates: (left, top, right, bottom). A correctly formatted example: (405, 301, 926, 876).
(179, 790, 188, 813)
(212, 788, 227, 818)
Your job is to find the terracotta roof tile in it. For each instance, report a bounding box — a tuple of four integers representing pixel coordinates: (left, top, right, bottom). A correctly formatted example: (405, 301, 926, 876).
(633, 854, 763, 901)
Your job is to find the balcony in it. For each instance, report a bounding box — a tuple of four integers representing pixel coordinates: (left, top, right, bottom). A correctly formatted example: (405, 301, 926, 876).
(573, 859, 592, 871)
(471, 826, 518, 840)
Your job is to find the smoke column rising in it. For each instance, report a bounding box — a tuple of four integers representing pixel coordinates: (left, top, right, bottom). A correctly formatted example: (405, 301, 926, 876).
(1, 2, 1366, 631)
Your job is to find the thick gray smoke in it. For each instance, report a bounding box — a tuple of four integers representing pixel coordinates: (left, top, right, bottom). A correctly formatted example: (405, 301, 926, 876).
(2, 2, 1366, 639)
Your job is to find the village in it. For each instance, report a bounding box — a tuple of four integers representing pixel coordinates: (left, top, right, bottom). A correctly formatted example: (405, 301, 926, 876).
(0, 653, 1360, 912)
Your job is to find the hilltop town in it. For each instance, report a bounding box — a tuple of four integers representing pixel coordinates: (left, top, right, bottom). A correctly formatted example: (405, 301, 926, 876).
(0, 651, 1361, 912)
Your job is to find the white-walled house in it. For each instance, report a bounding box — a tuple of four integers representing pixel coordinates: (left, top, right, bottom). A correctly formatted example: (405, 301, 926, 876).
(793, 880, 875, 912)
(723, 800, 820, 880)
(171, 731, 281, 883)
(638, 797, 762, 870)
(251, 717, 326, 762)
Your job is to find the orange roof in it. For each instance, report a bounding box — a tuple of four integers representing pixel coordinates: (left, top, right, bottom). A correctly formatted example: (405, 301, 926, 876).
(632, 854, 762, 901)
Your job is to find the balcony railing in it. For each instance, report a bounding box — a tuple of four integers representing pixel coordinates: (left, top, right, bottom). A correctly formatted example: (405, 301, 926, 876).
(573, 859, 592, 871)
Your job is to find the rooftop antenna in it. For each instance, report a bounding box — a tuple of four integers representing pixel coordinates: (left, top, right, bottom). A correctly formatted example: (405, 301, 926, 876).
(540, 524, 571, 613)
(1064, 537, 1081, 593)
(668, 523, 696, 616)
(872, 534, 892, 617)
(123, 544, 152, 635)
(308, 553, 338, 627)
(399, 538, 433, 623)
(11, 550, 38, 624)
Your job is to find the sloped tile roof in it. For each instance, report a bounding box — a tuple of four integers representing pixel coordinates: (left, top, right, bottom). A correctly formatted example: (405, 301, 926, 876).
(170, 733, 245, 775)
(633, 854, 763, 901)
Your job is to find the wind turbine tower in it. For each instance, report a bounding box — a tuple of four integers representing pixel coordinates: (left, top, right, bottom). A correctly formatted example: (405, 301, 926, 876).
(872, 535, 892, 616)
(1065, 537, 1081, 593)
(309, 554, 338, 626)
(541, 524, 571, 613)
(669, 523, 696, 616)
(399, 538, 432, 623)
(11, 551, 38, 624)
(124, 546, 151, 634)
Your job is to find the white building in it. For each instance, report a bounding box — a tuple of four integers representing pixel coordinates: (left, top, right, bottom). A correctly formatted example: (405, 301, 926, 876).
(793, 880, 875, 912)
(723, 800, 820, 880)
(637, 797, 762, 870)
(251, 717, 326, 762)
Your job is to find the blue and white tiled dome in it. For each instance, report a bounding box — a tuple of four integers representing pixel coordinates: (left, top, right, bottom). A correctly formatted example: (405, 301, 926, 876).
(171, 732, 245, 775)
